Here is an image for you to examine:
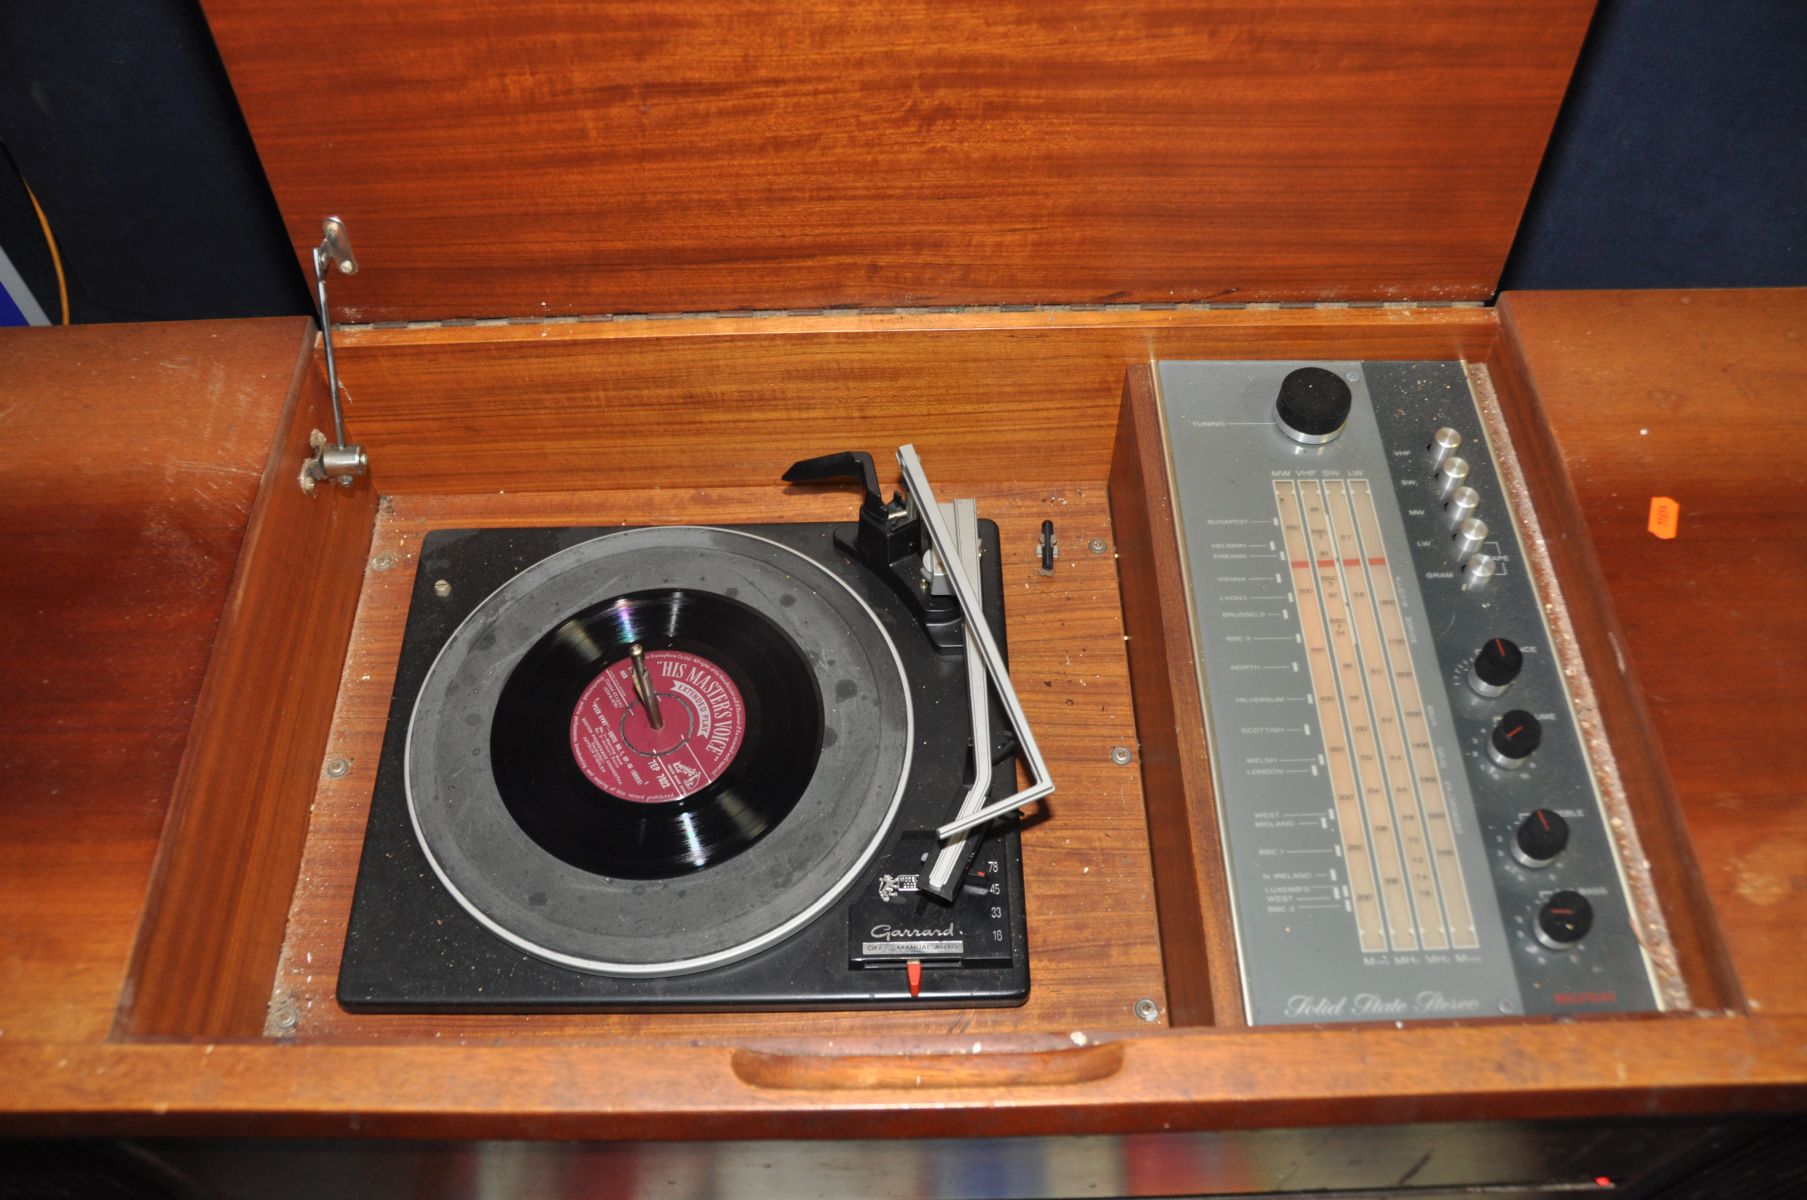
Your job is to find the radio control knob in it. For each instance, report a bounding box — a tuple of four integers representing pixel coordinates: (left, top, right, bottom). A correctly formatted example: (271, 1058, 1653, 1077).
(1435, 456, 1470, 497)
(1428, 427, 1462, 467)
(1468, 637, 1522, 696)
(1452, 518, 1488, 560)
(1513, 808, 1569, 868)
(1445, 486, 1479, 526)
(1488, 709, 1541, 769)
(1275, 367, 1353, 446)
(1461, 553, 1497, 591)
(1535, 890, 1592, 950)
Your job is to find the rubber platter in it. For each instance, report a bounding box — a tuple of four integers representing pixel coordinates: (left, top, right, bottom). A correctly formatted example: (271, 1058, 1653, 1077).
(404, 526, 913, 977)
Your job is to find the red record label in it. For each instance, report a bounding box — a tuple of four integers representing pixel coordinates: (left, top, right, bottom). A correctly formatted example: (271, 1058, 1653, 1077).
(569, 650, 746, 804)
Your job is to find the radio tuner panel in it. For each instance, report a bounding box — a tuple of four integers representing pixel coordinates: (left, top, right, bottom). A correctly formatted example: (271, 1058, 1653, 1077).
(1154, 361, 1664, 1026)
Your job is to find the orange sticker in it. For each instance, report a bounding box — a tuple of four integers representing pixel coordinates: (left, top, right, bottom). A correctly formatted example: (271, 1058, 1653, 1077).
(1648, 496, 1680, 540)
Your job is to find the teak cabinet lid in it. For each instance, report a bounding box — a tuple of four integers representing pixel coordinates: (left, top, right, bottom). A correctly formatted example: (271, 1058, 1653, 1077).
(203, 1, 1594, 323)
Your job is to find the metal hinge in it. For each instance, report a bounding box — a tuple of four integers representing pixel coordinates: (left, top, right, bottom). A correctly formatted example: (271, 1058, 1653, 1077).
(300, 216, 369, 492)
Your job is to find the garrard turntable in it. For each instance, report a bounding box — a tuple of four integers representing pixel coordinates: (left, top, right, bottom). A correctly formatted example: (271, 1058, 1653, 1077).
(339, 446, 1049, 1011)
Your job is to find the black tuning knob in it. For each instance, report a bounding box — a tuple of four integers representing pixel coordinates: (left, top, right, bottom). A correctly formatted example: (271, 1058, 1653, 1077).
(1274, 367, 1353, 446)
(1512, 808, 1569, 868)
(1468, 637, 1524, 697)
(1535, 890, 1593, 950)
(1487, 710, 1542, 769)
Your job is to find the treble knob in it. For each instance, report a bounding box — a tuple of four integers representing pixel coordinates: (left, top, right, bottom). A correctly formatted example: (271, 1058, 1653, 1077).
(1274, 367, 1353, 446)
(1513, 808, 1570, 869)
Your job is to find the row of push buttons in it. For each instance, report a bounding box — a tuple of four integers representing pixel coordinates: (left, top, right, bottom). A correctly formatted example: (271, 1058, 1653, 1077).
(1428, 427, 1498, 590)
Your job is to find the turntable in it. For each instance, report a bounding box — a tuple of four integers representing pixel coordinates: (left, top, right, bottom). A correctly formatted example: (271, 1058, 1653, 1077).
(339, 447, 1049, 1010)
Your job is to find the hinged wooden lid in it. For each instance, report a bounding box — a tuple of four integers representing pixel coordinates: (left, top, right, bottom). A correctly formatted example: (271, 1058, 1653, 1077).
(203, 1, 1592, 323)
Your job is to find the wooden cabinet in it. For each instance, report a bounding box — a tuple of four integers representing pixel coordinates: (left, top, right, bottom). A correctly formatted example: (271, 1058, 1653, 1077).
(3, 293, 1803, 1146)
(0, 0, 1801, 1175)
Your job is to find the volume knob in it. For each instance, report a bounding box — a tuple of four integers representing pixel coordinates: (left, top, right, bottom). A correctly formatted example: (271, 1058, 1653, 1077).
(1275, 367, 1353, 446)
(1488, 709, 1542, 769)
(1468, 637, 1523, 696)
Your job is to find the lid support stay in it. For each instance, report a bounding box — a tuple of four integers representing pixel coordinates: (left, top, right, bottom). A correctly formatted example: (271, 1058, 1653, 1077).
(302, 216, 369, 490)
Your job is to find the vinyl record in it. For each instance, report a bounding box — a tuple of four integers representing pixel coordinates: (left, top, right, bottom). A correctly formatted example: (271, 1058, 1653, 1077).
(404, 526, 912, 976)
(489, 588, 823, 879)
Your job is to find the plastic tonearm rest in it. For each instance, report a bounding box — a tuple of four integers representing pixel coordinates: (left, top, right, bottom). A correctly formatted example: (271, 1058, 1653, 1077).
(781, 451, 888, 516)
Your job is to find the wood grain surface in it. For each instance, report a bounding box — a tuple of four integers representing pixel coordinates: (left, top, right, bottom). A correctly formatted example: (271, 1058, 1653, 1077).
(1480, 331, 1739, 1012)
(0, 318, 309, 1043)
(1499, 289, 1807, 1017)
(270, 484, 1169, 1041)
(1108, 367, 1242, 1027)
(329, 307, 1499, 495)
(199, 1, 1593, 320)
(4, 1015, 1804, 1138)
(120, 344, 379, 1038)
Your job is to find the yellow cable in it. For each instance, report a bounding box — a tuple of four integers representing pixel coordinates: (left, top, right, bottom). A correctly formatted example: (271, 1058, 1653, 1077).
(21, 179, 69, 325)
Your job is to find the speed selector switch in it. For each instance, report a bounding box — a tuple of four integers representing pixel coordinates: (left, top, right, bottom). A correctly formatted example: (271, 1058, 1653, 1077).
(1467, 637, 1523, 697)
(1512, 808, 1569, 868)
(1274, 367, 1353, 446)
(1535, 890, 1593, 950)
(1487, 709, 1541, 769)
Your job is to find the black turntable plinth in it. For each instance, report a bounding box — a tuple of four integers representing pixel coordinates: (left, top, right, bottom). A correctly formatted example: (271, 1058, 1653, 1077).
(339, 515, 1028, 1011)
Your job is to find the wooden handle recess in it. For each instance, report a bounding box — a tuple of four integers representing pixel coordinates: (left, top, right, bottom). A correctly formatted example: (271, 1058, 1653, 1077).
(731, 1042, 1125, 1091)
